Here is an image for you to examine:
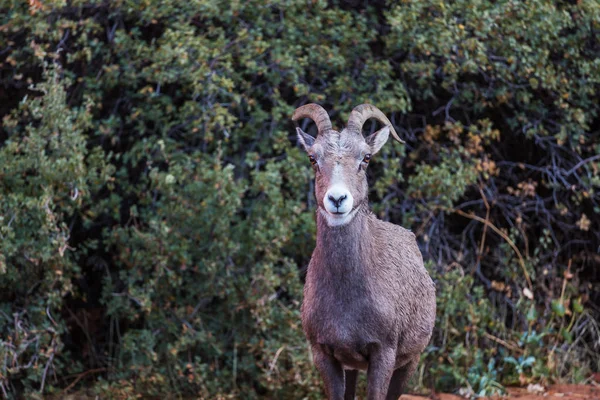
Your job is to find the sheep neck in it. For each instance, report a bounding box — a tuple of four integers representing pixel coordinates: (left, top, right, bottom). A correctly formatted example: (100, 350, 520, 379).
(315, 203, 372, 273)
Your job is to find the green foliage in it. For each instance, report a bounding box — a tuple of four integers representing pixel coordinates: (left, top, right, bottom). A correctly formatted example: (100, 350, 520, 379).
(0, 0, 599, 398)
(0, 64, 112, 396)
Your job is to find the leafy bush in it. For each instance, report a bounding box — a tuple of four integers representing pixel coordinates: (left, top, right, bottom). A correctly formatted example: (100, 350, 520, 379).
(0, 0, 599, 398)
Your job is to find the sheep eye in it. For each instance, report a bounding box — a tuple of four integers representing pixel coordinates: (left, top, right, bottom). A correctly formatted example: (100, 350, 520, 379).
(309, 154, 317, 165)
(363, 154, 371, 163)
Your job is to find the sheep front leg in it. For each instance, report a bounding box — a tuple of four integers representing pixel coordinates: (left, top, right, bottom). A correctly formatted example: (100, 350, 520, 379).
(344, 369, 358, 400)
(312, 345, 345, 400)
(366, 345, 396, 400)
(386, 355, 419, 400)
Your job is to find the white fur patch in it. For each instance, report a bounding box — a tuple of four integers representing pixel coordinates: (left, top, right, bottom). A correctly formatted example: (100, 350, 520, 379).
(321, 164, 356, 226)
(323, 165, 353, 211)
(319, 207, 360, 227)
(323, 184, 354, 215)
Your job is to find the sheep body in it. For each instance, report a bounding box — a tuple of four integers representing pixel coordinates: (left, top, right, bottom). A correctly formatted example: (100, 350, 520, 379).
(302, 208, 436, 371)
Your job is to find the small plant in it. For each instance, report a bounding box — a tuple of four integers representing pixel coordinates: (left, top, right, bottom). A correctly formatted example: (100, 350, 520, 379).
(465, 357, 505, 398)
(504, 356, 536, 385)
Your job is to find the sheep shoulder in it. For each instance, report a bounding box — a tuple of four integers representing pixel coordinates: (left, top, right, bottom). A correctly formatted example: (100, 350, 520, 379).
(368, 217, 436, 344)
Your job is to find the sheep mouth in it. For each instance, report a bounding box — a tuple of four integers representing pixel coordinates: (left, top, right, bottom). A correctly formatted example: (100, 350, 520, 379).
(319, 207, 359, 227)
(328, 210, 352, 218)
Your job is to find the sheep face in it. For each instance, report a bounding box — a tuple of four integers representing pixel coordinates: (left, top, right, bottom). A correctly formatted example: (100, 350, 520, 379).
(297, 126, 391, 227)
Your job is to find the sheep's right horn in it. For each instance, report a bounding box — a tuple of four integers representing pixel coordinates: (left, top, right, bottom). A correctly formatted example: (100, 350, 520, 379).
(292, 104, 332, 135)
(347, 104, 405, 143)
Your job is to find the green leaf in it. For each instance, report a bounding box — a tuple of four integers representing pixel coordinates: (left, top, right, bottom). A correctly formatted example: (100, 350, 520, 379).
(551, 300, 565, 317)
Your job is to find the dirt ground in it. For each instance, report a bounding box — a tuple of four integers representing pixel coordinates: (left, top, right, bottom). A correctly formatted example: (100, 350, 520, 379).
(48, 384, 600, 399)
(403, 385, 600, 400)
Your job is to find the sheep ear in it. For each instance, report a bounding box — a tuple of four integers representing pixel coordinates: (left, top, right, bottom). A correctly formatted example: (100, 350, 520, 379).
(365, 125, 390, 154)
(296, 128, 315, 152)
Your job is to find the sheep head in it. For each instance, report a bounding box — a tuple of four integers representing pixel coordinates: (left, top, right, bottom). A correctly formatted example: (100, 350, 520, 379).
(292, 103, 404, 227)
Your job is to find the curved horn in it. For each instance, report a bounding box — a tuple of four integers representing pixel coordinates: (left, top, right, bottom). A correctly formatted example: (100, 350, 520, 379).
(346, 104, 405, 143)
(292, 103, 332, 135)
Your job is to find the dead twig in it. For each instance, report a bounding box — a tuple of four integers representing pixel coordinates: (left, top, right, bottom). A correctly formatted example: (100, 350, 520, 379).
(59, 368, 107, 396)
(39, 351, 54, 393)
(452, 208, 533, 294)
(268, 346, 286, 375)
(483, 332, 523, 354)
(473, 186, 491, 275)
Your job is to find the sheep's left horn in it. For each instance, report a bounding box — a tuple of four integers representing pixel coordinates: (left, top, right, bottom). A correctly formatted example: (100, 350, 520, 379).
(346, 104, 405, 143)
(292, 104, 332, 136)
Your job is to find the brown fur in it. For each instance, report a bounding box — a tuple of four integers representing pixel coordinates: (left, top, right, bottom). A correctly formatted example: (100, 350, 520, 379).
(298, 126, 436, 400)
(310, 131, 370, 213)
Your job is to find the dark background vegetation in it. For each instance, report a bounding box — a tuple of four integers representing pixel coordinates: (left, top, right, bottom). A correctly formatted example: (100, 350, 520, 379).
(1, 0, 599, 398)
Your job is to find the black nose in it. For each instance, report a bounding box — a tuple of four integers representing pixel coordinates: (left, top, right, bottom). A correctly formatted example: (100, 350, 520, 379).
(328, 194, 347, 208)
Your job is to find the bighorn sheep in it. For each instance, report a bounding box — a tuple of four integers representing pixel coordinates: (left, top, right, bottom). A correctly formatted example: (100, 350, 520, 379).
(292, 104, 436, 400)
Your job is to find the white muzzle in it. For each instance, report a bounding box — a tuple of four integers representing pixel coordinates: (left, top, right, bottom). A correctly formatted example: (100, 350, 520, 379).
(321, 184, 355, 226)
